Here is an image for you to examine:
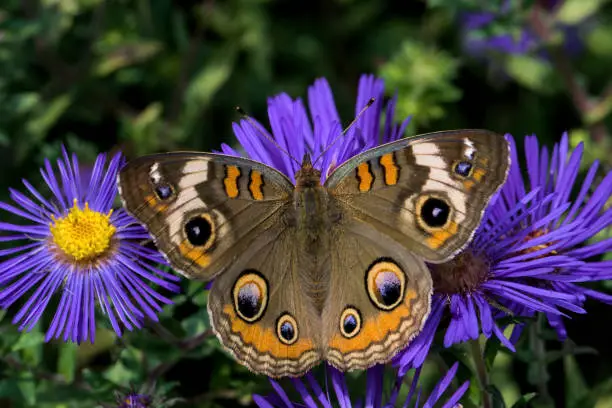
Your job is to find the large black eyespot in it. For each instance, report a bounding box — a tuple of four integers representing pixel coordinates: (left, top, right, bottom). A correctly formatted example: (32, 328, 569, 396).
(453, 161, 473, 178)
(419, 197, 450, 228)
(154, 183, 174, 200)
(340, 307, 362, 338)
(365, 258, 406, 311)
(184, 214, 214, 247)
(276, 313, 299, 345)
(232, 271, 268, 322)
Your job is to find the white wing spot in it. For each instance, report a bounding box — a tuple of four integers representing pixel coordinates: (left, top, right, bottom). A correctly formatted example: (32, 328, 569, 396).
(183, 159, 210, 174)
(412, 143, 445, 168)
(179, 160, 211, 189)
(463, 139, 476, 160)
(149, 163, 162, 183)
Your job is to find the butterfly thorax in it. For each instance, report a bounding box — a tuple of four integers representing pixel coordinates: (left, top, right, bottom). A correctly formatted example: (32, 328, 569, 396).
(293, 154, 333, 249)
(293, 154, 334, 311)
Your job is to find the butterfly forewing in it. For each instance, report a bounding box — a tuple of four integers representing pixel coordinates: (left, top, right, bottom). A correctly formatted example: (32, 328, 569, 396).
(117, 152, 293, 280)
(325, 130, 510, 262)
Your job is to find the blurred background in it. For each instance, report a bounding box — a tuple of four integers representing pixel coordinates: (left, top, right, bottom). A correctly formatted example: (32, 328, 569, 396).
(0, 0, 611, 407)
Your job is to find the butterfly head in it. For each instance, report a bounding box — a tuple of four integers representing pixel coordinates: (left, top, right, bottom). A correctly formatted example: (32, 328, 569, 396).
(295, 153, 322, 191)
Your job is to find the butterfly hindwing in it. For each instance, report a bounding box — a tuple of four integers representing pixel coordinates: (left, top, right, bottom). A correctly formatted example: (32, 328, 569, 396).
(321, 221, 432, 371)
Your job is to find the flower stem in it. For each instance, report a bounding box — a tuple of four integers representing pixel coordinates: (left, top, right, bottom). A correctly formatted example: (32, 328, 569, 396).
(530, 314, 554, 406)
(470, 339, 492, 408)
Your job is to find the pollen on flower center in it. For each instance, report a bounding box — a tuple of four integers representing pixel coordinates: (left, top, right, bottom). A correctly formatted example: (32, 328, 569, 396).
(521, 229, 557, 256)
(49, 199, 116, 262)
(430, 251, 490, 295)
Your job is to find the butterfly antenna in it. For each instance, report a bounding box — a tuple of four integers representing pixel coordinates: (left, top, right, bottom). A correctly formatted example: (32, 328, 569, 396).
(235, 107, 301, 167)
(312, 97, 376, 167)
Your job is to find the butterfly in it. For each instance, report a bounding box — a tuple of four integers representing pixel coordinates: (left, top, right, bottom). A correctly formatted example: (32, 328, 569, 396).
(117, 129, 510, 378)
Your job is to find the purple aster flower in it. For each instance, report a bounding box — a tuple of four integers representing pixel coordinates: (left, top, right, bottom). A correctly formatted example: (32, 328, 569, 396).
(99, 383, 182, 408)
(0, 148, 180, 343)
(393, 132, 612, 375)
(460, 0, 585, 62)
(116, 393, 152, 408)
(254, 362, 468, 408)
(222, 74, 410, 180)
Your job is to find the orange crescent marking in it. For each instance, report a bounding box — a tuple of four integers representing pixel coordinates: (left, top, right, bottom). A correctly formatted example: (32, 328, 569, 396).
(224, 166, 241, 198)
(379, 153, 399, 185)
(425, 221, 459, 249)
(222, 305, 316, 359)
(249, 170, 264, 200)
(179, 240, 211, 267)
(473, 168, 486, 182)
(462, 180, 476, 190)
(356, 162, 374, 192)
(144, 194, 168, 212)
(329, 289, 418, 350)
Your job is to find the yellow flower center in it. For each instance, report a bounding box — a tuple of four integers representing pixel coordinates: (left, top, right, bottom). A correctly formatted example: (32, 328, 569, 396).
(49, 199, 116, 262)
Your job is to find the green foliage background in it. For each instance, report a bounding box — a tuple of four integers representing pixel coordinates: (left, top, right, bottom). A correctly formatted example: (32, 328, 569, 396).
(0, 0, 611, 407)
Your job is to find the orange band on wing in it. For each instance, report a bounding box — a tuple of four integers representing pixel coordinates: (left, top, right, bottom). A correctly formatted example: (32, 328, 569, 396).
(222, 305, 315, 359)
(329, 289, 418, 350)
(462, 180, 476, 190)
(248, 170, 264, 200)
(356, 162, 374, 192)
(179, 240, 211, 267)
(473, 168, 486, 182)
(379, 153, 399, 185)
(224, 165, 241, 198)
(144, 194, 168, 212)
(425, 221, 459, 249)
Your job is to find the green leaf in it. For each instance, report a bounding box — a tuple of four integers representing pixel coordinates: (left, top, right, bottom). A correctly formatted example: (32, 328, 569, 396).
(570, 377, 612, 408)
(190, 282, 209, 307)
(0, 379, 25, 402)
(183, 49, 236, 111)
(564, 354, 590, 407)
(94, 40, 163, 76)
(511, 393, 538, 408)
(11, 92, 41, 114)
(568, 128, 612, 170)
(26, 93, 72, 137)
(505, 55, 554, 93)
(11, 331, 45, 353)
(17, 370, 36, 406)
(57, 342, 78, 383)
(555, 0, 611, 25)
(586, 24, 612, 57)
(378, 40, 460, 131)
(486, 384, 507, 408)
(127, 102, 164, 153)
(103, 356, 141, 385)
(585, 92, 612, 124)
(177, 47, 236, 139)
(181, 308, 210, 338)
(484, 335, 504, 370)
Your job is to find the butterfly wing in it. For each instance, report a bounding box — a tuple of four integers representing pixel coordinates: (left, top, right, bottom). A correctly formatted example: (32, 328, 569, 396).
(321, 220, 432, 371)
(118, 152, 294, 280)
(207, 226, 323, 378)
(325, 130, 510, 263)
